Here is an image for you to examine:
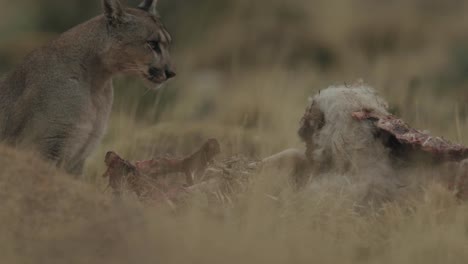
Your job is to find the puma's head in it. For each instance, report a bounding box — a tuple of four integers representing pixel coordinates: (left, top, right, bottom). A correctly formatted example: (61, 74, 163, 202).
(102, 0, 176, 89)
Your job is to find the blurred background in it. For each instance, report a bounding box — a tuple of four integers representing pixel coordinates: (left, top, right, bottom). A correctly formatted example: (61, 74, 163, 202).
(2, 0, 468, 180)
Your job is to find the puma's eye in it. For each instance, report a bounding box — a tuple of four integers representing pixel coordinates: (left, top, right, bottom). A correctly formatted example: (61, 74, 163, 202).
(147, 41, 161, 53)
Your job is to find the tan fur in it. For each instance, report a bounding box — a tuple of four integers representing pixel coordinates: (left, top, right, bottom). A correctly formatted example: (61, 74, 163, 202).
(0, 0, 175, 175)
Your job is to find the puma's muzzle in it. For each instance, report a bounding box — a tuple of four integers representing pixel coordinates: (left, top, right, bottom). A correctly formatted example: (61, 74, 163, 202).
(147, 66, 176, 84)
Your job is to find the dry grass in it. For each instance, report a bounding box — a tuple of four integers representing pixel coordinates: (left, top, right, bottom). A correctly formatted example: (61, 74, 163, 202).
(3, 0, 468, 263)
(2, 144, 468, 263)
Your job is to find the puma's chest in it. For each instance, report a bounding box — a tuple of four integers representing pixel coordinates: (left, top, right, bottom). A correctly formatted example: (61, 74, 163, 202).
(67, 85, 114, 161)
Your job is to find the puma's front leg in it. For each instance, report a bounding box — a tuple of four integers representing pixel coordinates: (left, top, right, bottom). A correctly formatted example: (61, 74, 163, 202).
(41, 138, 85, 177)
(67, 159, 86, 178)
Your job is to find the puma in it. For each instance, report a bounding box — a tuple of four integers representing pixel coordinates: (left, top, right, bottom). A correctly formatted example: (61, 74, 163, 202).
(0, 0, 175, 176)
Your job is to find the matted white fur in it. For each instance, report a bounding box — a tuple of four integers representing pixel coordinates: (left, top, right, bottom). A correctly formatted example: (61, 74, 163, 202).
(311, 85, 390, 174)
(302, 85, 402, 206)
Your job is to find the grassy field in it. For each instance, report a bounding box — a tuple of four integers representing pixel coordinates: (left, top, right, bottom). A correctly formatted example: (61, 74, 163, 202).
(3, 0, 468, 263)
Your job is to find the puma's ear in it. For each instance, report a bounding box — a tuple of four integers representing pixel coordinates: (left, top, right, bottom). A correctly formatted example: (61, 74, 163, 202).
(103, 0, 125, 24)
(138, 0, 158, 16)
